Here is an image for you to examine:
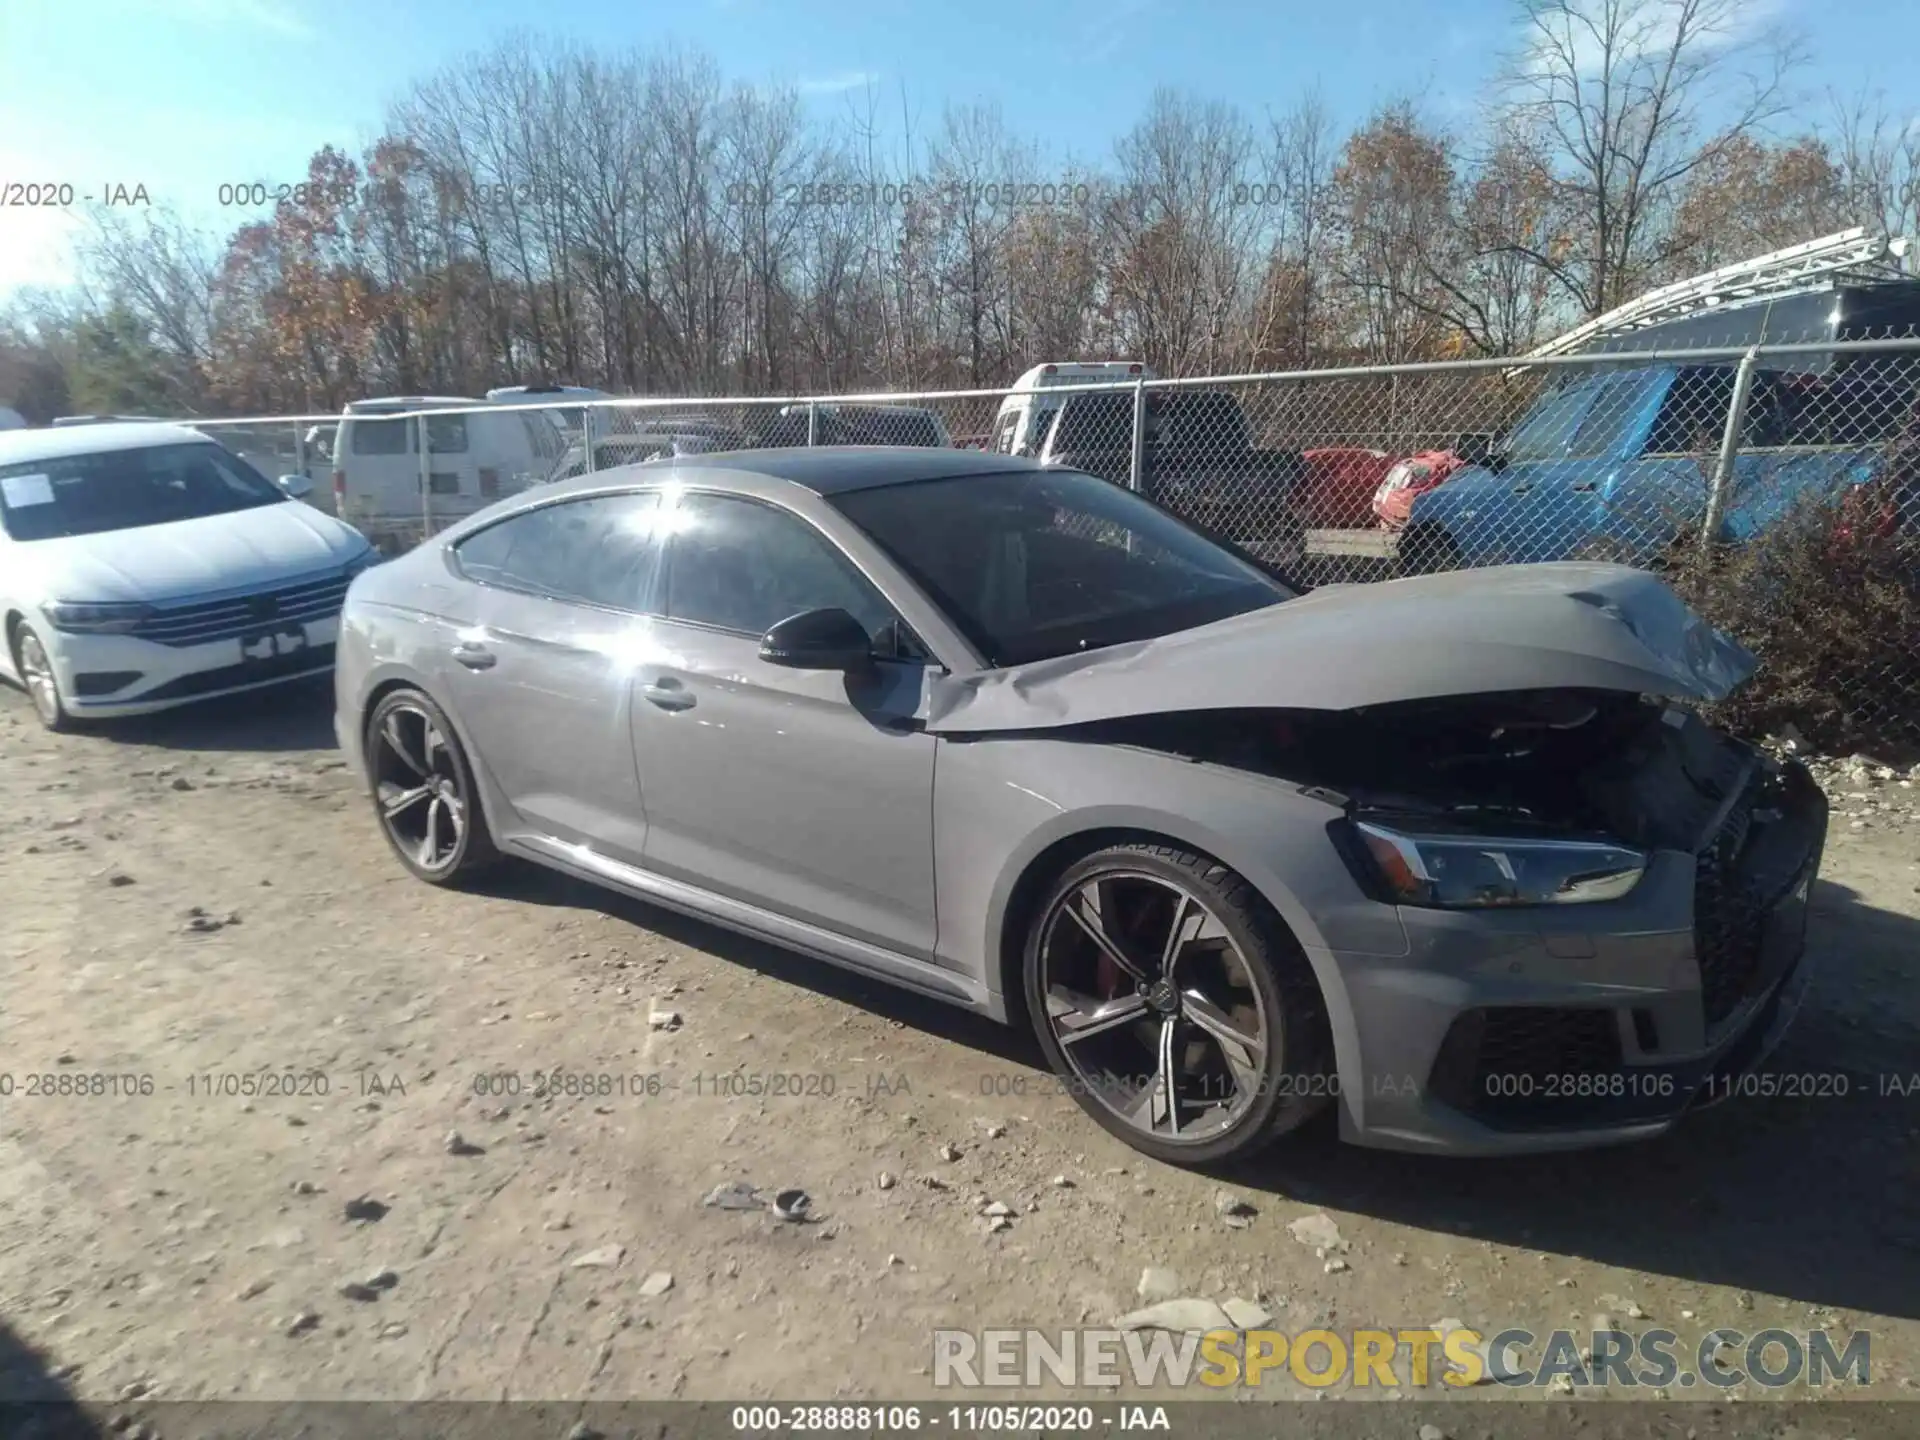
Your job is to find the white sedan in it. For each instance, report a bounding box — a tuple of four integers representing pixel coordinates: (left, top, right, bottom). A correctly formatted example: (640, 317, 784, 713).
(0, 422, 379, 730)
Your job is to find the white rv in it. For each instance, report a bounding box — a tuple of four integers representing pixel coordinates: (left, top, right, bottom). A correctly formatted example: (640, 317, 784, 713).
(991, 361, 1155, 457)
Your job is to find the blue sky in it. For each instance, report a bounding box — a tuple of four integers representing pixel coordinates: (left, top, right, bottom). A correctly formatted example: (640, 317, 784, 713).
(1, 0, 1916, 297)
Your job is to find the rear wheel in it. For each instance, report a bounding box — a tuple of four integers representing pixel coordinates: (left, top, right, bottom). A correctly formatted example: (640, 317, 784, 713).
(1022, 842, 1331, 1166)
(365, 688, 499, 885)
(11, 622, 74, 733)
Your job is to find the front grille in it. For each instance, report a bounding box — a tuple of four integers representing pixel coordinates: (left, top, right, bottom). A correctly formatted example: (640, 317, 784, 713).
(128, 569, 351, 648)
(1694, 781, 1762, 1025)
(1691, 762, 1823, 1030)
(1426, 1006, 1626, 1124)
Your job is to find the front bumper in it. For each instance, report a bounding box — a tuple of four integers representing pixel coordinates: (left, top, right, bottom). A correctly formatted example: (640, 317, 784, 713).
(48, 617, 340, 717)
(1324, 759, 1828, 1156)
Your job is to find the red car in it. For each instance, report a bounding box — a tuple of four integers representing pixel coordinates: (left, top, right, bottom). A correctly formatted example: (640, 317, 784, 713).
(1293, 448, 1395, 528)
(1372, 449, 1471, 529)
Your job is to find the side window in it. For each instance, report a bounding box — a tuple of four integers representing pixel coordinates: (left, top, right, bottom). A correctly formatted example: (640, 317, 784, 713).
(1646, 368, 1739, 454)
(663, 492, 895, 639)
(351, 418, 411, 456)
(452, 491, 662, 611)
(425, 415, 469, 454)
(1781, 375, 1916, 447)
(519, 412, 568, 462)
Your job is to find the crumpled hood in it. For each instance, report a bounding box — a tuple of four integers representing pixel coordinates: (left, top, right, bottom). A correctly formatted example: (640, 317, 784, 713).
(924, 562, 1755, 732)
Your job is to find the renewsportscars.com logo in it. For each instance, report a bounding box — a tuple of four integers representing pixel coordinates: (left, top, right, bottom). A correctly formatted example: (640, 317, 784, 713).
(933, 1325, 1871, 1391)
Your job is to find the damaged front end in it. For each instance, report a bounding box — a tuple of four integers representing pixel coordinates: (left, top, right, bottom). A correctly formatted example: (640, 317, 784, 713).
(1079, 689, 1829, 1137)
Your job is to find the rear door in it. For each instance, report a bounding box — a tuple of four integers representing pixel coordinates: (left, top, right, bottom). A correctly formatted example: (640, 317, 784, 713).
(992, 407, 1022, 455)
(631, 489, 938, 960)
(437, 490, 665, 863)
(1726, 370, 1910, 539)
(339, 413, 416, 521)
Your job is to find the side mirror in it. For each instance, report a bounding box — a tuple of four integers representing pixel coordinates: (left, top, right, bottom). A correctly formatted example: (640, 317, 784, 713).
(1453, 432, 1496, 468)
(759, 607, 874, 670)
(277, 473, 314, 499)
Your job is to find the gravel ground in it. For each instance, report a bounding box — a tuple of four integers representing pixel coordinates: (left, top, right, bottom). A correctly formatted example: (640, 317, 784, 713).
(1, 678, 1918, 1418)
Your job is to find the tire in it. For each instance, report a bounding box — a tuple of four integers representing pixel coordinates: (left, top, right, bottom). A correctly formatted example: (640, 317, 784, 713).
(11, 621, 75, 733)
(1398, 523, 1460, 576)
(363, 687, 500, 885)
(1022, 841, 1331, 1166)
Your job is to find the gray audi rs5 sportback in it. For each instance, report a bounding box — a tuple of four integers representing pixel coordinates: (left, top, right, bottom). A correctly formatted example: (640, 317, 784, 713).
(334, 447, 1826, 1164)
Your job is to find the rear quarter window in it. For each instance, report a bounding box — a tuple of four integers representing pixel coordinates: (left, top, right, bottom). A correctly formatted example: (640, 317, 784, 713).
(452, 492, 663, 609)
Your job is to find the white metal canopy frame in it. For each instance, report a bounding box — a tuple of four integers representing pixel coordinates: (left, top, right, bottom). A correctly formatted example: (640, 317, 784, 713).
(1525, 227, 1917, 362)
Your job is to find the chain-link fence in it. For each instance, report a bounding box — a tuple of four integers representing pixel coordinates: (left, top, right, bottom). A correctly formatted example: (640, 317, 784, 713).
(180, 335, 1920, 755)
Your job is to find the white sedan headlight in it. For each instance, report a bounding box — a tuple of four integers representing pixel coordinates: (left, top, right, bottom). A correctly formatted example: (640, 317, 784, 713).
(42, 601, 155, 635)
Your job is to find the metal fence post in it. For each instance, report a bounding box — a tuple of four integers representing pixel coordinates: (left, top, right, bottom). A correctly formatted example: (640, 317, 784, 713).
(417, 411, 432, 537)
(807, 401, 819, 447)
(581, 405, 596, 475)
(1128, 378, 1147, 493)
(1703, 347, 1760, 546)
(293, 424, 306, 489)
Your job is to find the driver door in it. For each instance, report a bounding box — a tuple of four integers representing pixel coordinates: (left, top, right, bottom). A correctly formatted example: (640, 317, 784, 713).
(630, 490, 939, 961)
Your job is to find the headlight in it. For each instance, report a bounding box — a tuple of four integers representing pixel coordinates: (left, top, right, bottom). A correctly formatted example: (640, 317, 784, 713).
(43, 601, 154, 634)
(1348, 817, 1647, 908)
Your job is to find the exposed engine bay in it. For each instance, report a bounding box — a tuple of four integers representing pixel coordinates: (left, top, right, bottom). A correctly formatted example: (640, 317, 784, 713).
(1077, 689, 1761, 853)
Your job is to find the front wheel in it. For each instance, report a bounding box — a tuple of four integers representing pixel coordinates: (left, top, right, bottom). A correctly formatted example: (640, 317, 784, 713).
(12, 622, 74, 732)
(364, 688, 500, 885)
(1398, 523, 1461, 576)
(1022, 842, 1331, 1166)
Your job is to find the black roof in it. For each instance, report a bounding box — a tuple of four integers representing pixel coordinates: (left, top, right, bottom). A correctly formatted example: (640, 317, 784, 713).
(667, 445, 1042, 495)
(1577, 279, 1920, 368)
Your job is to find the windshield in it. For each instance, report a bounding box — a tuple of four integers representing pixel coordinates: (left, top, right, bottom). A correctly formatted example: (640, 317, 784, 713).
(830, 469, 1291, 666)
(1049, 393, 1138, 452)
(0, 441, 288, 542)
(1503, 369, 1666, 463)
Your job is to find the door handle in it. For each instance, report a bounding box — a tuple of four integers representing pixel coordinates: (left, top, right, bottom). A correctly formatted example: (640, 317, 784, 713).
(1510, 483, 1534, 494)
(451, 642, 496, 670)
(1570, 480, 1597, 492)
(642, 679, 696, 712)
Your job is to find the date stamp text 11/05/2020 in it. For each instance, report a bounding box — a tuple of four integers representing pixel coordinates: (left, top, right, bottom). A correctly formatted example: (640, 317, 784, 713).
(6, 1066, 1904, 1105)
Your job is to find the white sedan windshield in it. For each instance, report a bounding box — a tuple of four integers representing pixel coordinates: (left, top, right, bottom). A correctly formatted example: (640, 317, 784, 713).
(0, 442, 285, 542)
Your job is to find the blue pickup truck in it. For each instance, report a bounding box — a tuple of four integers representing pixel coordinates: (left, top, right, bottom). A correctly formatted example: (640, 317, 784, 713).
(1401, 361, 1916, 570)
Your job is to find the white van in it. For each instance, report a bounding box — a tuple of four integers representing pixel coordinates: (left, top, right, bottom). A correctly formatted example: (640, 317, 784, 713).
(485, 384, 616, 443)
(331, 396, 567, 524)
(991, 361, 1155, 457)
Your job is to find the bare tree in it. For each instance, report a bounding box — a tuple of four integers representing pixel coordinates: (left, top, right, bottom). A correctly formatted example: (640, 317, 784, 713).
(1107, 89, 1261, 374)
(1829, 92, 1920, 240)
(1247, 89, 1337, 368)
(1667, 132, 1850, 274)
(74, 207, 222, 402)
(1503, 0, 1801, 316)
(1331, 103, 1459, 361)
